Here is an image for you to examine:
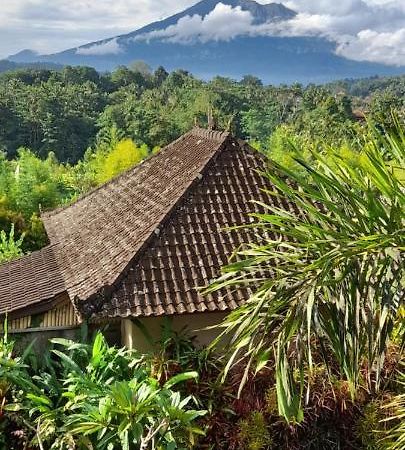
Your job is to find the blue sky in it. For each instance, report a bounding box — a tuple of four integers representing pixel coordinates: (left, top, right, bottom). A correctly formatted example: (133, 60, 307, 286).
(0, 0, 404, 65)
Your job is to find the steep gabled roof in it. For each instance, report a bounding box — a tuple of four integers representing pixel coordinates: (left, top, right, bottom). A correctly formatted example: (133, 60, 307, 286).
(85, 139, 274, 320)
(0, 127, 294, 322)
(42, 128, 231, 313)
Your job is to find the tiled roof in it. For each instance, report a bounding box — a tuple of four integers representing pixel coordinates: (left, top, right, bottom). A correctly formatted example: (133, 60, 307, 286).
(83, 139, 275, 320)
(42, 128, 231, 317)
(0, 245, 66, 316)
(0, 127, 297, 321)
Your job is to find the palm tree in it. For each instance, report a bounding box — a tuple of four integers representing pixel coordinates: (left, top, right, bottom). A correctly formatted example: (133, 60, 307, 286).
(208, 120, 405, 422)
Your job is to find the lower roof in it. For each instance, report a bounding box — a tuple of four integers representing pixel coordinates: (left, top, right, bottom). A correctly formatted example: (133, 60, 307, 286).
(0, 245, 66, 317)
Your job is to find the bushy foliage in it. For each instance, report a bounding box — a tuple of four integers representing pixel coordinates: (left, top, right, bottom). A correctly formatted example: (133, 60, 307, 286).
(0, 133, 150, 254)
(0, 224, 24, 263)
(238, 411, 273, 450)
(1, 322, 404, 449)
(253, 124, 313, 176)
(92, 138, 148, 185)
(356, 399, 388, 449)
(0, 329, 205, 450)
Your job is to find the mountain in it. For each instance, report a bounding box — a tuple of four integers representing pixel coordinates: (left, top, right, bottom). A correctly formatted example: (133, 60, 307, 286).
(8, 0, 405, 84)
(9, 50, 40, 62)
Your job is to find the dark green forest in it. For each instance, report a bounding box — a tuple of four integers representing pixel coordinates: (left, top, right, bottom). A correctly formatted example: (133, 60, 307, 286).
(0, 65, 404, 257)
(2, 65, 404, 162)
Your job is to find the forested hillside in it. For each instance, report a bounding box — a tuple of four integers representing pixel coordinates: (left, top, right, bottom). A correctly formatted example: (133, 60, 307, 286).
(0, 60, 63, 75)
(0, 65, 404, 258)
(327, 75, 405, 98)
(2, 66, 405, 162)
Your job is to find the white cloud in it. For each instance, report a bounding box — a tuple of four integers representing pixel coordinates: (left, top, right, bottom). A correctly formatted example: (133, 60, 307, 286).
(266, 9, 405, 66)
(135, 6, 330, 43)
(285, 0, 365, 16)
(76, 38, 123, 55)
(135, 3, 253, 44)
(336, 29, 405, 65)
(283, 0, 405, 36)
(251, 13, 331, 37)
(135, 1, 405, 66)
(0, 0, 193, 58)
(264, 3, 405, 66)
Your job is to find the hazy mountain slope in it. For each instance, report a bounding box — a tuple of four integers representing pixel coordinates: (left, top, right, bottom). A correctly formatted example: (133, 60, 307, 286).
(8, 0, 405, 84)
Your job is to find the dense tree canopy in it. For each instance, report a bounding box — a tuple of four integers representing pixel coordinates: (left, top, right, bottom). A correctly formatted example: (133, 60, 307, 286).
(1, 66, 403, 163)
(0, 66, 404, 257)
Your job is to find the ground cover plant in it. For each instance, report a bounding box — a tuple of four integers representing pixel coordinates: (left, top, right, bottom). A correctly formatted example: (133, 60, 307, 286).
(1, 321, 404, 449)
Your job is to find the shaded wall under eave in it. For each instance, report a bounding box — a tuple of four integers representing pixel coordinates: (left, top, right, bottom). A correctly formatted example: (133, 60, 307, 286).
(1, 298, 79, 333)
(3, 302, 122, 353)
(1, 298, 80, 353)
(121, 312, 228, 353)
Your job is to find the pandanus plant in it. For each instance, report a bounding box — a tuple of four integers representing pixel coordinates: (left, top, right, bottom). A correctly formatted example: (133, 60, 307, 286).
(208, 118, 405, 422)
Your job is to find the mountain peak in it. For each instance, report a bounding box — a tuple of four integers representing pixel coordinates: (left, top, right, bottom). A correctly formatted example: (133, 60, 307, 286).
(6, 0, 404, 84)
(126, 0, 296, 38)
(8, 49, 39, 62)
(183, 0, 296, 23)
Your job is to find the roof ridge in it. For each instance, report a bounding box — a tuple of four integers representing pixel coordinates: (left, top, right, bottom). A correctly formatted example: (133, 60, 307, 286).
(189, 127, 230, 141)
(42, 128, 230, 221)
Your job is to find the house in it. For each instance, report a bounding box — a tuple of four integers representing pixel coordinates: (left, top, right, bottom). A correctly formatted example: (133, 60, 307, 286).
(0, 127, 281, 350)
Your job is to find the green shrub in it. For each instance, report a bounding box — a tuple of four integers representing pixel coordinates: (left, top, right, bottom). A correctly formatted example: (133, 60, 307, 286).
(356, 400, 387, 450)
(238, 411, 273, 450)
(1, 330, 206, 450)
(0, 224, 24, 263)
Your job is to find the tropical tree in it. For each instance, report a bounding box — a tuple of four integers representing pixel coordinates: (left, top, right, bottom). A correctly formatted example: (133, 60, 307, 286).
(208, 120, 405, 422)
(94, 138, 149, 184)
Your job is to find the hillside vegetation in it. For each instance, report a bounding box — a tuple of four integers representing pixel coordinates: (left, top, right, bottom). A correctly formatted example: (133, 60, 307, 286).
(0, 66, 404, 256)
